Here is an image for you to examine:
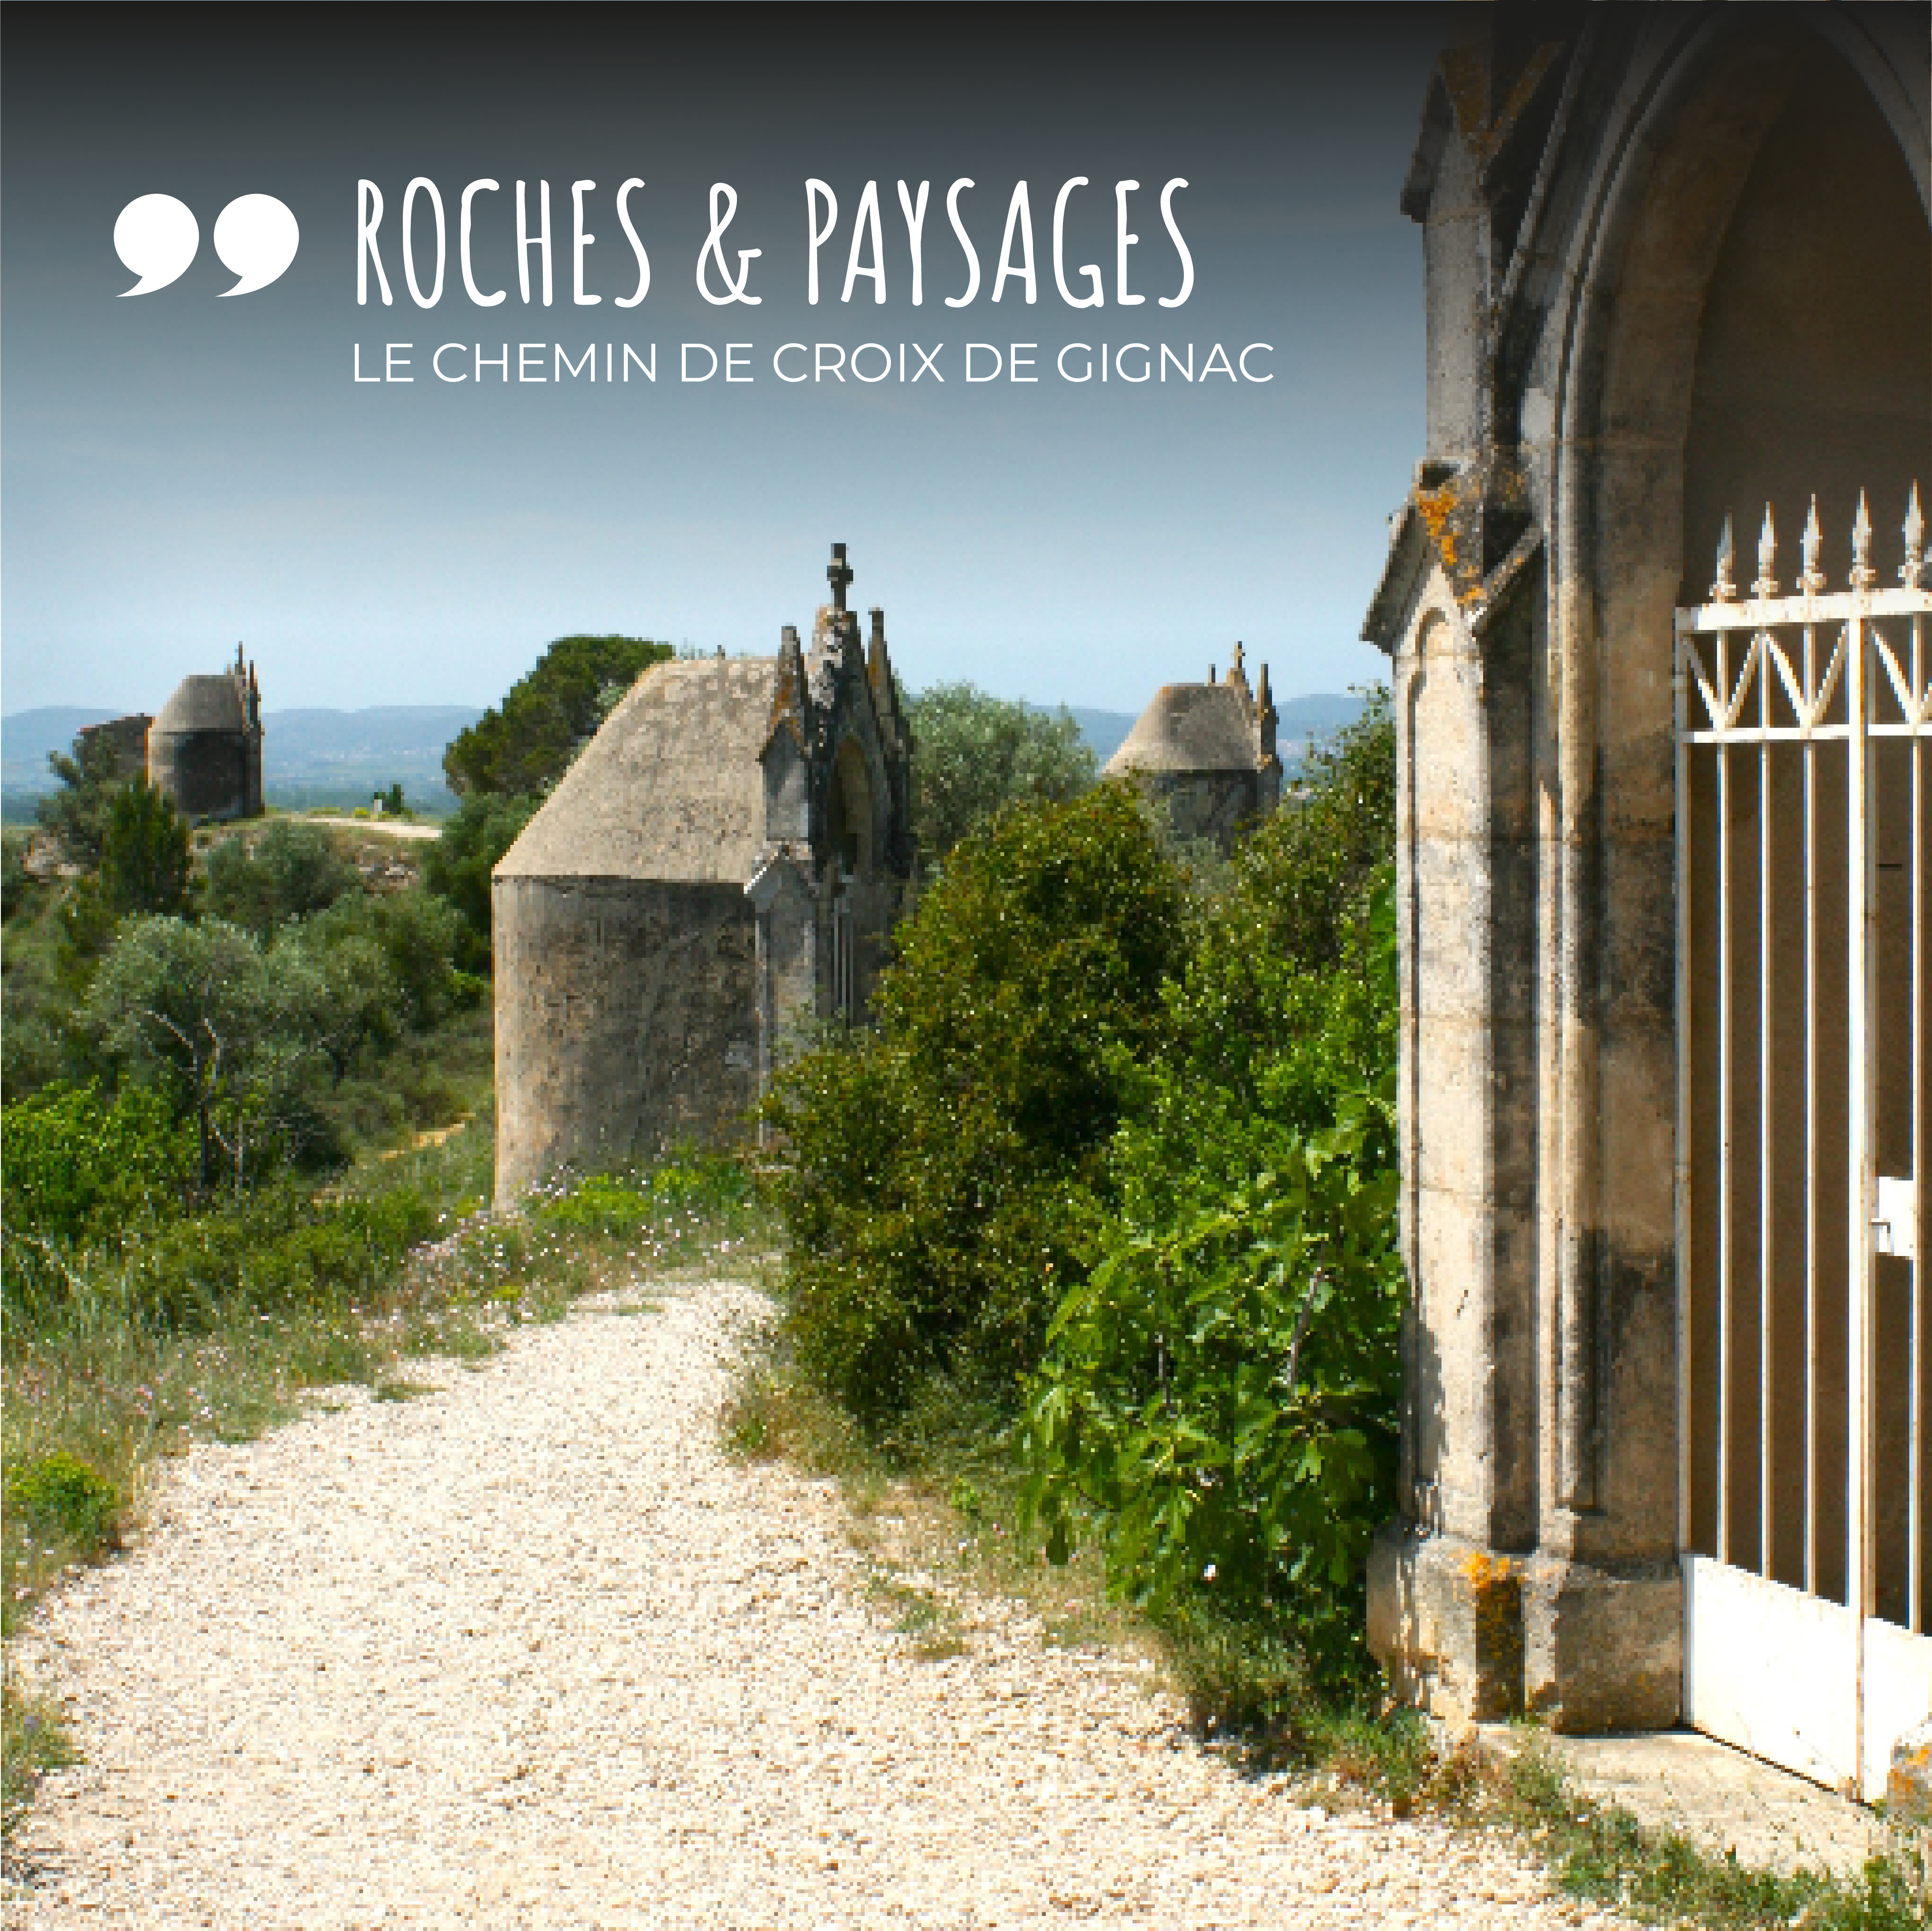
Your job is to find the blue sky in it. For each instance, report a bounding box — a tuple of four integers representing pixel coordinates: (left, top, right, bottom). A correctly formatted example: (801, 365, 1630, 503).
(2, 5, 1443, 717)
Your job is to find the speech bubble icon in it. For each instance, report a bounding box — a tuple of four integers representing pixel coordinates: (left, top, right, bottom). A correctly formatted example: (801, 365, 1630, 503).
(213, 194, 299, 296)
(115, 194, 199, 295)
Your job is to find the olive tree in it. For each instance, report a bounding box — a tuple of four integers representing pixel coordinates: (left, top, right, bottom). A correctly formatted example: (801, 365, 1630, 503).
(904, 684, 1096, 865)
(86, 917, 332, 1192)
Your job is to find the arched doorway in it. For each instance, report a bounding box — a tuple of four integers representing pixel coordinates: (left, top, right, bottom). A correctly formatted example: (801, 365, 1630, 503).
(1582, 23, 1932, 1794)
(823, 735, 876, 1021)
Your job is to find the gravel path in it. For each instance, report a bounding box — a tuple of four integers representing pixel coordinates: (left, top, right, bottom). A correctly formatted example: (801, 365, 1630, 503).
(6, 1283, 1624, 1930)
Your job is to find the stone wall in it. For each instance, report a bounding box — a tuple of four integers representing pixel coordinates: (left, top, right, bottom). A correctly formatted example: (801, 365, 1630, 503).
(149, 728, 259, 823)
(76, 714, 152, 782)
(493, 876, 759, 1199)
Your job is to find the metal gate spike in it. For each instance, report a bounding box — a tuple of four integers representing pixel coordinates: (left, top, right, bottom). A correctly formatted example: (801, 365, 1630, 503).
(1800, 497, 1826, 595)
(1850, 491, 1876, 591)
(1752, 504, 1780, 599)
(1712, 513, 1738, 602)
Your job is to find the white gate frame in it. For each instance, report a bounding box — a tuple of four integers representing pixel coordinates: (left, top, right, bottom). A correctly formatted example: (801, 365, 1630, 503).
(1674, 489, 1931, 1800)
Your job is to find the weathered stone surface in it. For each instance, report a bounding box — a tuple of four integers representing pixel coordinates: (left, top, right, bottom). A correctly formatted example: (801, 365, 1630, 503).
(1105, 649, 1281, 853)
(1889, 1716, 1932, 1821)
(493, 877, 760, 1199)
(1368, 1522, 1526, 1728)
(75, 713, 152, 782)
(1521, 1553, 1681, 1733)
(1364, 9, 1930, 1755)
(148, 648, 263, 823)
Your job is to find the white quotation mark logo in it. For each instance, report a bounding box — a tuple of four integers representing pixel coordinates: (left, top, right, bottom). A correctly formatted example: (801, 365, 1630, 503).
(115, 193, 299, 296)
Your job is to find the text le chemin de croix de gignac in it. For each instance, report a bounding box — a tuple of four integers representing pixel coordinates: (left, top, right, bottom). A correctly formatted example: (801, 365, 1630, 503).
(351, 178, 1274, 388)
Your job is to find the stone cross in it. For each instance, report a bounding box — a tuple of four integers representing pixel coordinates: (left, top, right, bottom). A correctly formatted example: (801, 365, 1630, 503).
(827, 543, 853, 612)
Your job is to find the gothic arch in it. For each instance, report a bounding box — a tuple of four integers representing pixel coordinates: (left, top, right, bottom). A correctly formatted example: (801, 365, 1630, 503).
(1538, 10, 1930, 1553)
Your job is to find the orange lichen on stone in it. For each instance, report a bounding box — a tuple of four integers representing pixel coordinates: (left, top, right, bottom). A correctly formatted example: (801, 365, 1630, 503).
(1437, 41, 1566, 164)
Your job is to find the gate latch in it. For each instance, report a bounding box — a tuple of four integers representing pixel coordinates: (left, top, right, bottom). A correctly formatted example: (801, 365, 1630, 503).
(1873, 1176, 1917, 1260)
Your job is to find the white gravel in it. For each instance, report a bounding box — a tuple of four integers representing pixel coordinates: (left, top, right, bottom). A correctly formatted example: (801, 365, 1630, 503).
(6, 1283, 1626, 1930)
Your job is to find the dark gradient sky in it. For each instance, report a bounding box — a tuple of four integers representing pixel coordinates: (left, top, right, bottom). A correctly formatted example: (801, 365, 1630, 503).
(2, 4, 1445, 715)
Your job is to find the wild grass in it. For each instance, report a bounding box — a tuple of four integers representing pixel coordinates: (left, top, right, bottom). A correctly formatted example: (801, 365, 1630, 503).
(0, 1122, 772, 1846)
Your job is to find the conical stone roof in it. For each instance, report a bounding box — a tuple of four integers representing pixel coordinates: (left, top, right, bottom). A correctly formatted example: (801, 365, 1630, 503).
(153, 673, 248, 737)
(1103, 681, 1259, 776)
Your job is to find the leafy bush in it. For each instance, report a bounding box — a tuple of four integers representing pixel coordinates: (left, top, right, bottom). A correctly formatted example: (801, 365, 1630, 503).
(1020, 699, 1400, 1684)
(537, 1156, 756, 1239)
(9, 1177, 447, 1336)
(1, 830, 31, 923)
(34, 729, 126, 869)
(98, 780, 191, 916)
(422, 793, 539, 964)
(442, 634, 671, 799)
(765, 783, 1190, 1426)
(87, 915, 342, 1189)
(1238, 687, 1395, 975)
(0, 1079, 190, 1255)
(204, 819, 358, 932)
(1021, 1057, 1402, 1683)
(302, 887, 470, 1035)
(5, 1453, 119, 1553)
(905, 682, 1096, 864)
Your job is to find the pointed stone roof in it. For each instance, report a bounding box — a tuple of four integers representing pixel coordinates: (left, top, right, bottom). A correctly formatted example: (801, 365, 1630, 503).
(495, 657, 781, 885)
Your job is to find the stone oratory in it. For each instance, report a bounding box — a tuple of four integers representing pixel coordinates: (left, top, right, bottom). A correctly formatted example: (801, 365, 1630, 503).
(1363, 5, 1929, 1801)
(148, 645, 264, 824)
(1103, 642, 1281, 852)
(491, 544, 915, 1201)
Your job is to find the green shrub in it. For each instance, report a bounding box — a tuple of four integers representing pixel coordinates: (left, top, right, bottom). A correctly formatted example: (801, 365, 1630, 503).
(204, 820, 358, 932)
(765, 783, 1190, 1426)
(5, 1452, 119, 1552)
(537, 1155, 755, 1238)
(1021, 1065, 1403, 1683)
(2, 829, 33, 924)
(302, 887, 469, 1035)
(422, 793, 539, 964)
(0, 1079, 190, 1253)
(88, 916, 324, 1190)
(39, 1180, 446, 1338)
(1020, 699, 1400, 1686)
(34, 730, 125, 870)
(99, 781, 191, 916)
(1239, 687, 1395, 975)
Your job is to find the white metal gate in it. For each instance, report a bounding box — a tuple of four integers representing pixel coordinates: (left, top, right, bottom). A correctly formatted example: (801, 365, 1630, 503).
(1675, 488, 1932, 1800)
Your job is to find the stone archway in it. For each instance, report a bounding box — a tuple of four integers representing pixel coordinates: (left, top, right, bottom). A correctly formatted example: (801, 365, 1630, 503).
(825, 733, 876, 878)
(1367, 9, 1931, 1776)
(1555, 10, 1929, 1789)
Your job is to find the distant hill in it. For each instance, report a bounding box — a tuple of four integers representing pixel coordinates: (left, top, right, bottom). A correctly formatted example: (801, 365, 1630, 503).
(257, 707, 483, 812)
(5, 688, 1369, 823)
(1272, 692, 1370, 767)
(3, 704, 483, 819)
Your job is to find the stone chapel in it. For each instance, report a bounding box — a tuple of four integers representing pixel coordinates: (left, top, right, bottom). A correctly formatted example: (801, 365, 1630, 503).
(148, 645, 264, 823)
(491, 545, 915, 1201)
(1361, 3, 1929, 1801)
(1102, 643, 1282, 851)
